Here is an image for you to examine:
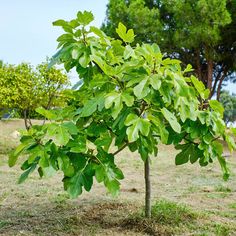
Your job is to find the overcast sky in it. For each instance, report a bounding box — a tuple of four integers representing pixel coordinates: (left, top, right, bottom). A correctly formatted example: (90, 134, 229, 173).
(0, 0, 235, 92)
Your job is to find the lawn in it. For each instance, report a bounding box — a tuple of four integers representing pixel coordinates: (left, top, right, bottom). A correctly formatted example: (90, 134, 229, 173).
(0, 119, 236, 236)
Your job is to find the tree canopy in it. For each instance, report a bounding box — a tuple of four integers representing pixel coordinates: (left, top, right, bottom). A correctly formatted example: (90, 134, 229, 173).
(102, 0, 236, 99)
(9, 11, 236, 217)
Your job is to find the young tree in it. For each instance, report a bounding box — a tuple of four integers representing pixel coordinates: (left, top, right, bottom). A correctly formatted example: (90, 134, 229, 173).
(0, 62, 69, 129)
(9, 11, 236, 218)
(102, 0, 236, 99)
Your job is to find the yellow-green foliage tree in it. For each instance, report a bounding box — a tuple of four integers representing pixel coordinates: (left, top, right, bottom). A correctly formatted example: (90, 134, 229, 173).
(0, 62, 69, 129)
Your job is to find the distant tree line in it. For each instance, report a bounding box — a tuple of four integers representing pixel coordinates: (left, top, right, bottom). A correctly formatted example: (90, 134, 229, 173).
(220, 91, 236, 125)
(0, 60, 70, 129)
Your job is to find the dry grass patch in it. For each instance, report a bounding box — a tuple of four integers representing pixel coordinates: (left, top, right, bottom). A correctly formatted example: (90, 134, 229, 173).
(0, 119, 236, 235)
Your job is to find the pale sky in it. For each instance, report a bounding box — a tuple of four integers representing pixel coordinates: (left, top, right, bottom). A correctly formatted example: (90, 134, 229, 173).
(0, 0, 235, 93)
(0, 0, 108, 65)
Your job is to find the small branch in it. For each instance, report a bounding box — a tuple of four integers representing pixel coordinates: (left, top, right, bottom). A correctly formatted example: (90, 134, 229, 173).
(112, 142, 130, 156)
(211, 136, 221, 142)
(82, 27, 87, 45)
(183, 137, 199, 146)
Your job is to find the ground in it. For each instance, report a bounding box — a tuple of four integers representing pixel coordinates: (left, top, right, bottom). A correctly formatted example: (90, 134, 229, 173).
(0, 119, 236, 236)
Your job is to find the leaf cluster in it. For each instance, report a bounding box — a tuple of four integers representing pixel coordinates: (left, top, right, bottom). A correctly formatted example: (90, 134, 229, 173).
(9, 11, 236, 198)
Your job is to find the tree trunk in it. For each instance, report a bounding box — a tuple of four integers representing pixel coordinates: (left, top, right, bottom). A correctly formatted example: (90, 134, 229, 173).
(207, 59, 213, 93)
(144, 157, 151, 218)
(216, 76, 225, 101)
(23, 110, 31, 130)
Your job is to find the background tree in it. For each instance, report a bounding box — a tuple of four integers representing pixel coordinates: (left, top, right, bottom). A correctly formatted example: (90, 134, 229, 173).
(0, 62, 69, 129)
(9, 11, 236, 218)
(102, 0, 236, 99)
(220, 91, 236, 125)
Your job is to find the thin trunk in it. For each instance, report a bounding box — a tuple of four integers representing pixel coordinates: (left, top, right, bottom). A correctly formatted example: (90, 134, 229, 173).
(23, 110, 30, 130)
(144, 157, 151, 218)
(28, 117, 32, 127)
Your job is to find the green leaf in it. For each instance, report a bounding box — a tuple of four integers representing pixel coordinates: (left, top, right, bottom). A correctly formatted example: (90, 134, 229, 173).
(95, 133, 112, 152)
(191, 76, 208, 99)
(64, 172, 83, 198)
(125, 116, 151, 142)
(36, 107, 58, 120)
(95, 165, 105, 183)
(105, 92, 123, 119)
(57, 34, 74, 43)
(123, 45, 134, 59)
(53, 19, 68, 27)
(69, 136, 87, 154)
(71, 48, 80, 60)
(149, 74, 161, 90)
(116, 22, 135, 43)
(183, 64, 193, 73)
(212, 141, 223, 156)
(161, 108, 181, 133)
(138, 145, 149, 161)
(209, 100, 224, 118)
(58, 155, 75, 177)
(46, 123, 71, 146)
(105, 92, 120, 109)
(18, 163, 37, 184)
(133, 78, 149, 99)
(74, 29, 82, 37)
(175, 144, 199, 165)
(90, 26, 105, 37)
(149, 115, 169, 144)
(79, 52, 90, 68)
(121, 92, 134, 107)
(217, 155, 230, 181)
(9, 139, 36, 167)
(41, 166, 57, 178)
(139, 119, 151, 137)
(77, 11, 94, 26)
(61, 122, 78, 135)
(231, 128, 236, 136)
(80, 98, 98, 117)
(124, 113, 138, 126)
(105, 179, 120, 196)
(179, 99, 190, 122)
(225, 134, 236, 152)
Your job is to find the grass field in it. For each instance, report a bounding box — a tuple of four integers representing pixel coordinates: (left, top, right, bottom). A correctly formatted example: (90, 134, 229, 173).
(0, 119, 236, 236)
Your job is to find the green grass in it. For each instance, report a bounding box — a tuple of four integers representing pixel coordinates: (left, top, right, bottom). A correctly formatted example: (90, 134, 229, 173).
(150, 199, 197, 225)
(120, 200, 200, 235)
(215, 184, 232, 192)
(228, 202, 236, 209)
(0, 221, 10, 230)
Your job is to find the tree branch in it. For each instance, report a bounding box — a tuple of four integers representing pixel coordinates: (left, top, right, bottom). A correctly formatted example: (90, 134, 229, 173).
(112, 142, 130, 156)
